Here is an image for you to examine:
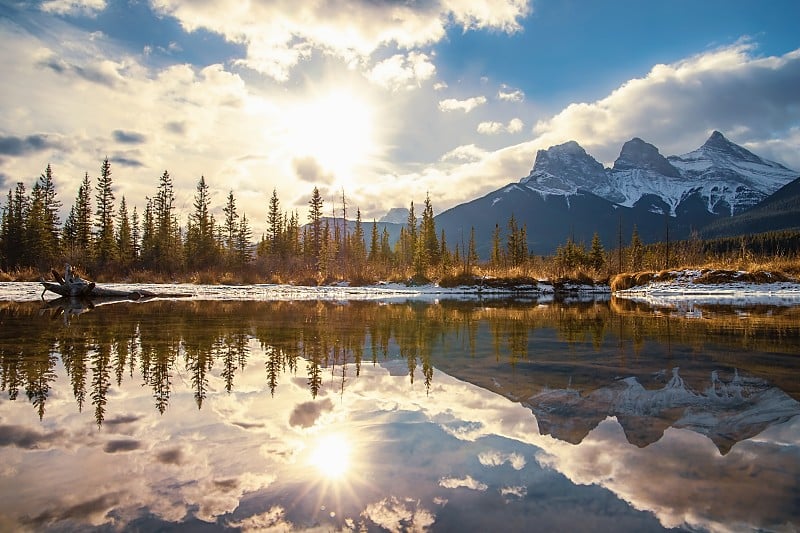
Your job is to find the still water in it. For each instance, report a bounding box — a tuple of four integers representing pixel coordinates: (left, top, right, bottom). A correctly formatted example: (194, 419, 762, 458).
(0, 296, 799, 532)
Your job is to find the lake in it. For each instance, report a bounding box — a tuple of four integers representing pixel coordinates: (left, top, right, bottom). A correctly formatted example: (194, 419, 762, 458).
(0, 291, 799, 532)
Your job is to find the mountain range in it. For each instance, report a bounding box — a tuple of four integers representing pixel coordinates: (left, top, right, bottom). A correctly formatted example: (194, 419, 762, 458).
(427, 131, 799, 256)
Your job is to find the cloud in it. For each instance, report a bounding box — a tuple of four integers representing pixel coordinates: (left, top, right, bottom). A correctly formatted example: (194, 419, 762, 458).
(0, 425, 66, 449)
(288, 398, 334, 428)
(40, 0, 107, 17)
(530, 42, 800, 167)
(112, 130, 147, 144)
(438, 96, 487, 113)
(497, 86, 525, 102)
(366, 52, 436, 91)
(103, 440, 142, 453)
(293, 157, 334, 185)
(438, 475, 488, 491)
(477, 450, 526, 470)
(155, 447, 185, 465)
(150, 0, 532, 80)
(477, 118, 524, 135)
(0, 134, 59, 156)
(441, 144, 488, 163)
(363, 496, 436, 532)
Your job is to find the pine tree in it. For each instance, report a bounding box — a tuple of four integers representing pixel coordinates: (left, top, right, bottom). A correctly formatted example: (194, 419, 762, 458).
(307, 187, 324, 267)
(131, 206, 140, 262)
(589, 232, 605, 270)
(265, 188, 282, 256)
(186, 176, 217, 268)
(629, 224, 643, 271)
(491, 224, 502, 268)
(420, 193, 439, 267)
(380, 227, 392, 264)
(116, 196, 133, 267)
(35, 163, 61, 263)
(94, 157, 117, 265)
(467, 226, 478, 274)
(74, 172, 92, 257)
(368, 219, 380, 264)
(351, 208, 366, 267)
(223, 190, 239, 266)
(1, 185, 27, 269)
(235, 212, 252, 266)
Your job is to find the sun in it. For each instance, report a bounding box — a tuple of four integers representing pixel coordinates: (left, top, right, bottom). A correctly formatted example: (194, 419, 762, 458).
(308, 433, 351, 479)
(287, 89, 378, 185)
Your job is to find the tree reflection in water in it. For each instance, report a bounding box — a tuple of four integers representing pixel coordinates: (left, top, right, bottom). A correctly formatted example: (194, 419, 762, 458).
(0, 298, 799, 430)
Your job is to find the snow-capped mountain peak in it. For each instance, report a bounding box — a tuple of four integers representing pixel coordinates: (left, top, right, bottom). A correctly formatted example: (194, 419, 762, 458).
(518, 131, 798, 216)
(613, 137, 681, 178)
(520, 141, 610, 198)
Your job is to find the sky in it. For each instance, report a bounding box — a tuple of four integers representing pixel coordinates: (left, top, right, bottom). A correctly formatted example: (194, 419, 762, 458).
(1, 0, 799, 235)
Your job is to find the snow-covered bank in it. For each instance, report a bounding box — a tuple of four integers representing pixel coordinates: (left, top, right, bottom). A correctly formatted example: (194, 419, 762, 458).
(613, 269, 800, 307)
(0, 280, 610, 303)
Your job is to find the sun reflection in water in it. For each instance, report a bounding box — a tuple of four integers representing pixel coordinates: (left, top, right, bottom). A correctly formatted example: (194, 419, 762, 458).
(309, 433, 351, 480)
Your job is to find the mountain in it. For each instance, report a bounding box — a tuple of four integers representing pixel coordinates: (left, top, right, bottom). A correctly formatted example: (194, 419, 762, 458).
(701, 175, 800, 238)
(434, 131, 798, 255)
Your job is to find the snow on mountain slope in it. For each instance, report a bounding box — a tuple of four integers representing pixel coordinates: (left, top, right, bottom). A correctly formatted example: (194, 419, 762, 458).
(519, 131, 798, 216)
(668, 131, 798, 214)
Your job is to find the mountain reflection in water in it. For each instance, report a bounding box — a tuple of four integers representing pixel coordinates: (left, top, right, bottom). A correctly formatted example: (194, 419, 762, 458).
(0, 298, 798, 532)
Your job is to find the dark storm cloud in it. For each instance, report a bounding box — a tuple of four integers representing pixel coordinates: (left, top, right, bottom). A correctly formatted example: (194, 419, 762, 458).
(0, 424, 65, 449)
(112, 129, 147, 144)
(0, 133, 56, 156)
(288, 398, 333, 428)
(103, 439, 142, 453)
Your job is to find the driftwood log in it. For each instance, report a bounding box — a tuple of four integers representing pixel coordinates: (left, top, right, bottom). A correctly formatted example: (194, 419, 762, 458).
(41, 264, 168, 300)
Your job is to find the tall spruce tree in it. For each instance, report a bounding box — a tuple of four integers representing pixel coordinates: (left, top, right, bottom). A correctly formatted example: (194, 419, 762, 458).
(420, 193, 439, 267)
(74, 172, 92, 257)
(265, 188, 282, 256)
(94, 157, 117, 265)
(116, 196, 133, 267)
(307, 187, 323, 266)
(186, 176, 217, 269)
(223, 190, 239, 266)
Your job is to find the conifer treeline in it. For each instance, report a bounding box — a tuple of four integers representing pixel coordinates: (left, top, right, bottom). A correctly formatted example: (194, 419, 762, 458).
(3, 159, 798, 282)
(0, 159, 490, 281)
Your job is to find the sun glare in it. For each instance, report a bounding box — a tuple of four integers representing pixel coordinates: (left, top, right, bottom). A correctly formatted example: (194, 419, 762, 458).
(287, 89, 377, 184)
(309, 433, 351, 479)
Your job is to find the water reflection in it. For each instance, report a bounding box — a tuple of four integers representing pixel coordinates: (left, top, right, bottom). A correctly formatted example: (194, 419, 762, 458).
(0, 298, 798, 531)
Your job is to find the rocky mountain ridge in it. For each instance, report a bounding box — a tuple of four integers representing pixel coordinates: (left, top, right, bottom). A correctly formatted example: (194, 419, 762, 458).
(520, 131, 797, 216)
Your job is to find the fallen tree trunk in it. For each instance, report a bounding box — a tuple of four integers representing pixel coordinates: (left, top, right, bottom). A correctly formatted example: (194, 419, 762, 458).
(41, 264, 186, 300)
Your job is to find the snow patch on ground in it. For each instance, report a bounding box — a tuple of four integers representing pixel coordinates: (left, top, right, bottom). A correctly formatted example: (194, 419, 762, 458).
(614, 270, 800, 307)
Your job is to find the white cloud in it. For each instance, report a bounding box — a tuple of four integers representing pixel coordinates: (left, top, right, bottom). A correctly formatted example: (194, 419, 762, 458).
(497, 86, 525, 102)
(477, 121, 504, 134)
(507, 117, 524, 133)
(530, 42, 800, 167)
(40, 0, 107, 17)
(441, 144, 488, 162)
(366, 52, 436, 91)
(433, 81, 449, 91)
(478, 450, 526, 470)
(150, 0, 531, 80)
(477, 117, 524, 135)
(439, 96, 487, 112)
(438, 475, 488, 491)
